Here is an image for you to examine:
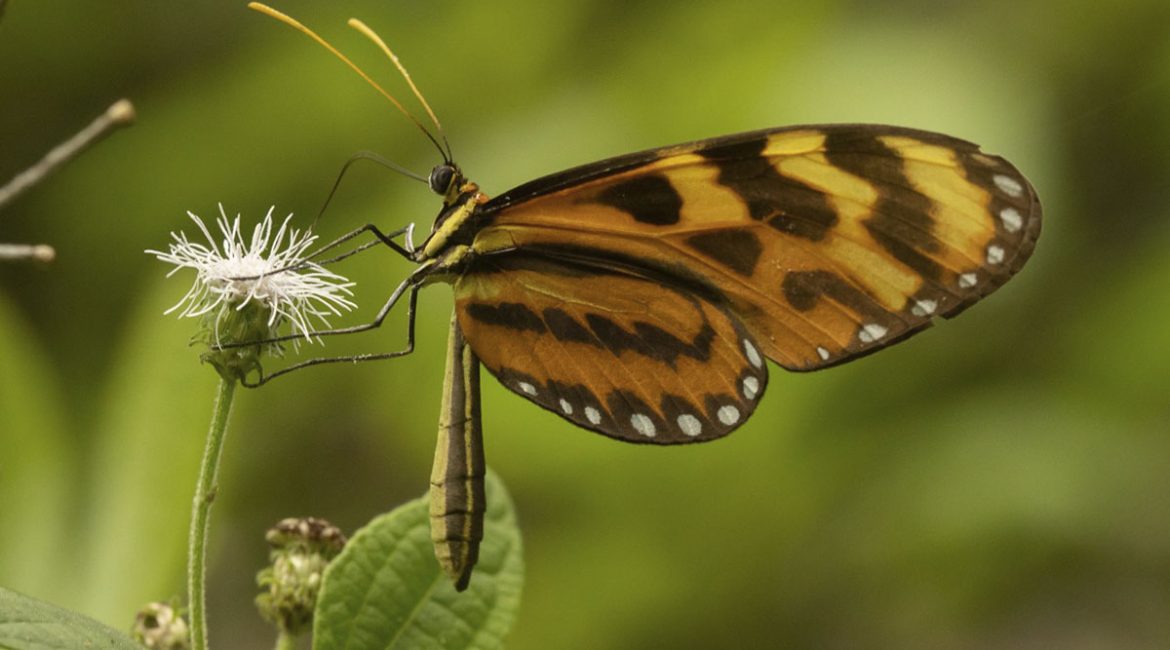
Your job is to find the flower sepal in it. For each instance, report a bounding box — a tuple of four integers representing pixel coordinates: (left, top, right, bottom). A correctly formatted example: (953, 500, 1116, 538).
(195, 300, 277, 383)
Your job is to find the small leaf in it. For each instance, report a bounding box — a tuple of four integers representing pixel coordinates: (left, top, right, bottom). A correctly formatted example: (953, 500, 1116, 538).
(313, 469, 523, 650)
(0, 586, 141, 650)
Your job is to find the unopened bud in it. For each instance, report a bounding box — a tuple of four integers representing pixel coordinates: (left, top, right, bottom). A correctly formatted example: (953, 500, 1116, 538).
(256, 517, 347, 636)
(131, 602, 190, 650)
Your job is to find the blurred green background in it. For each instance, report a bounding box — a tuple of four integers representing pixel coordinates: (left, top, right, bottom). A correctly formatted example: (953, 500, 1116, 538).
(2, 0, 1169, 647)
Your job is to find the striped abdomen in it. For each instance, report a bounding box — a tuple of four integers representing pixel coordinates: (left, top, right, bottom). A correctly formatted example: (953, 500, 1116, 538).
(429, 313, 486, 591)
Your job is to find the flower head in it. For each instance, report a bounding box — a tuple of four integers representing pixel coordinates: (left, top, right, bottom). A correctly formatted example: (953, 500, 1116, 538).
(148, 205, 355, 380)
(131, 601, 190, 650)
(255, 517, 348, 637)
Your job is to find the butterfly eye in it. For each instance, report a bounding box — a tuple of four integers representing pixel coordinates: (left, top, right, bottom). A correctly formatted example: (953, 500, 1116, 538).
(429, 164, 458, 195)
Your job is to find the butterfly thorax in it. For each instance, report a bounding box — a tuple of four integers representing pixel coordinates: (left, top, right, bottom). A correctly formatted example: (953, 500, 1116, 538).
(417, 163, 489, 265)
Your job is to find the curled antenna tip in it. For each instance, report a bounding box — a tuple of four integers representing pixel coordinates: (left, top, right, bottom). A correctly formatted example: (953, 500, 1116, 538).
(347, 18, 399, 63)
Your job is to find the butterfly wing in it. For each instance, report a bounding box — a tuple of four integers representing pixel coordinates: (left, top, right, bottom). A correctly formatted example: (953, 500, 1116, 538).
(454, 254, 767, 444)
(470, 124, 1041, 371)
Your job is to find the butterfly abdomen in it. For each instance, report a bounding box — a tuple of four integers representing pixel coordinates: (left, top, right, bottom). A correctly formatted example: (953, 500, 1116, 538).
(430, 315, 485, 591)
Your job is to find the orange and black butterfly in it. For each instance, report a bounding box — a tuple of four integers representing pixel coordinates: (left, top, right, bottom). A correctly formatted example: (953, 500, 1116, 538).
(250, 4, 1042, 591)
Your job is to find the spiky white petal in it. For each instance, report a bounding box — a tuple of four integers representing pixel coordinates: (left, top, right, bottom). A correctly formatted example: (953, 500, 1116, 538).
(148, 205, 355, 344)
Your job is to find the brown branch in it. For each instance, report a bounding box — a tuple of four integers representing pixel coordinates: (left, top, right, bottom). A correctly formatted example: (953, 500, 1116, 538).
(0, 99, 136, 262)
(0, 99, 136, 210)
(0, 243, 55, 263)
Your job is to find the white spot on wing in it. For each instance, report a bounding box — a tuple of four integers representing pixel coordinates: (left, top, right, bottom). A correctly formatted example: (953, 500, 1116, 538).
(717, 405, 740, 426)
(959, 272, 977, 288)
(743, 338, 763, 369)
(999, 207, 1023, 233)
(987, 244, 1005, 265)
(678, 414, 702, 437)
(817, 346, 830, 361)
(858, 323, 888, 343)
(911, 299, 937, 317)
(630, 413, 656, 437)
(585, 406, 602, 425)
(518, 381, 537, 396)
(993, 174, 1024, 198)
(742, 376, 760, 400)
(559, 398, 573, 415)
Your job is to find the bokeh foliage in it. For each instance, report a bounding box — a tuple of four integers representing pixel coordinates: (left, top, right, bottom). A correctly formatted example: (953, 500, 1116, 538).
(1, 0, 1168, 647)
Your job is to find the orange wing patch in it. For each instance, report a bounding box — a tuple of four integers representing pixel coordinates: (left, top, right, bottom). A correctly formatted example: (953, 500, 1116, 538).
(472, 125, 1041, 371)
(454, 255, 766, 444)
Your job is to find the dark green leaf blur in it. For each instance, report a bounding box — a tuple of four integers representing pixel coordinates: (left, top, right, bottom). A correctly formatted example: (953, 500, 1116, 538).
(1, 1, 1167, 647)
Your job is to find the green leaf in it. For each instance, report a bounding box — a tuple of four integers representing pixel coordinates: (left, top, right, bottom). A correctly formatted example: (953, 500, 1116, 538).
(313, 469, 523, 650)
(0, 586, 140, 650)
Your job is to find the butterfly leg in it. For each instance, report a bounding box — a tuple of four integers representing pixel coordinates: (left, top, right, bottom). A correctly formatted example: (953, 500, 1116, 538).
(240, 278, 422, 386)
(225, 254, 436, 352)
(227, 224, 413, 286)
(305, 222, 415, 266)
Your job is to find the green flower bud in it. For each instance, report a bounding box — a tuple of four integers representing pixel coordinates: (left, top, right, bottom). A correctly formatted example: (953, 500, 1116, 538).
(255, 517, 348, 636)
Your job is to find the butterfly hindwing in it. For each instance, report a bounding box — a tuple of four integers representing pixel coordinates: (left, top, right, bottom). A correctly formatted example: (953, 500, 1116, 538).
(454, 254, 767, 444)
(470, 124, 1041, 371)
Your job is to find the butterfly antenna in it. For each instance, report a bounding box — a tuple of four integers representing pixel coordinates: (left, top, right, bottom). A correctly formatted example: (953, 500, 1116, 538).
(348, 18, 454, 163)
(247, 3, 448, 162)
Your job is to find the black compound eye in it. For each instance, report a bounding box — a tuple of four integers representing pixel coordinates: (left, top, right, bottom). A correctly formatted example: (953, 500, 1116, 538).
(429, 164, 456, 194)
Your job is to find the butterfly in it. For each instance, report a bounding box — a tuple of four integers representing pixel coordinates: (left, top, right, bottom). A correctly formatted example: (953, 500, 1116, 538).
(250, 4, 1042, 591)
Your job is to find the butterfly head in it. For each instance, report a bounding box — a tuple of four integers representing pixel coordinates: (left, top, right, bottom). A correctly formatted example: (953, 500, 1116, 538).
(428, 163, 464, 201)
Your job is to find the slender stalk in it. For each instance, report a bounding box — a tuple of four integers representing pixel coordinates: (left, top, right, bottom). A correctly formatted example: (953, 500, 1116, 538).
(188, 378, 237, 650)
(0, 242, 54, 262)
(275, 630, 298, 650)
(0, 99, 135, 210)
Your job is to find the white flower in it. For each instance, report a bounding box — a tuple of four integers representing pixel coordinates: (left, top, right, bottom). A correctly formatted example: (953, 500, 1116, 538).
(148, 205, 356, 346)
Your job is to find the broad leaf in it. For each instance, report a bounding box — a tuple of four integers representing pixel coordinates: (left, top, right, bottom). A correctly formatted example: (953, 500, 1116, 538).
(0, 586, 140, 650)
(314, 469, 523, 650)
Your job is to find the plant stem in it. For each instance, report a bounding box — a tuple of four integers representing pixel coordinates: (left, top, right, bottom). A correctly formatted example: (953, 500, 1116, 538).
(275, 630, 298, 650)
(0, 99, 135, 211)
(188, 378, 237, 650)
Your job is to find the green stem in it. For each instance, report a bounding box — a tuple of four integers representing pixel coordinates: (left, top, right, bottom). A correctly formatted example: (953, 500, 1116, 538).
(275, 630, 298, 650)
(188, 378, 237, 650)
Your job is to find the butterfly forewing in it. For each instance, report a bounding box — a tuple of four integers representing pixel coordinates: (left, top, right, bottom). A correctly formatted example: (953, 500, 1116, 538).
(454, 255, 767, 444)
(471, 124, 1041, 371)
